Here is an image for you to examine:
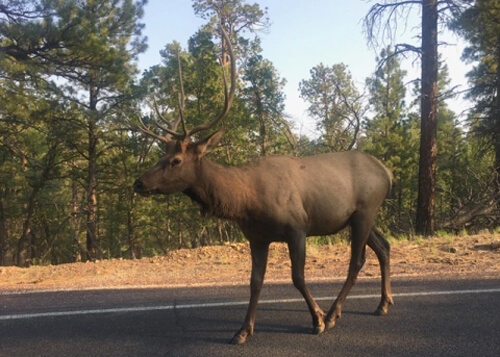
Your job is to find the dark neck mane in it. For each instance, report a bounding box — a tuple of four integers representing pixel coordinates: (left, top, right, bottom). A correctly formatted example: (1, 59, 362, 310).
(183, 158, 253, 221)
(183, 187, 210, 216)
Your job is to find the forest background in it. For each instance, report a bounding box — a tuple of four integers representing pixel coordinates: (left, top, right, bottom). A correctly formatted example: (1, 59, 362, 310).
(0, 0, 498, 266)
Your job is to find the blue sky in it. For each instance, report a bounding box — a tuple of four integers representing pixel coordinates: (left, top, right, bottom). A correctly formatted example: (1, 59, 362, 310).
(138, 0, 469, 137)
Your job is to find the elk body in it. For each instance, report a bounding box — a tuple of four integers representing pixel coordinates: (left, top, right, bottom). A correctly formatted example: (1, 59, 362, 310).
(134, 27, 393, 344)
(134, 133, 394, 344)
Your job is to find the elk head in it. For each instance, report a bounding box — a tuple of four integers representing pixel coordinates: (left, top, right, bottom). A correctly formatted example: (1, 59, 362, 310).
(133, 26, 235, 197)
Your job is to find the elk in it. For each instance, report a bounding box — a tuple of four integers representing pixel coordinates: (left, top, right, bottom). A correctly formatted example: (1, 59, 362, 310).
(133, 27, 394, 345)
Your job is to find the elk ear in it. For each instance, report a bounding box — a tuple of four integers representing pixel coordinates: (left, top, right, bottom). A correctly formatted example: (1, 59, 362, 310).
(195, 129, 225, 157)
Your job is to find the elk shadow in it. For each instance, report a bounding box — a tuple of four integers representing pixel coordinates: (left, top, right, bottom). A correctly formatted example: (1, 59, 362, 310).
(194, 305, 378, 345)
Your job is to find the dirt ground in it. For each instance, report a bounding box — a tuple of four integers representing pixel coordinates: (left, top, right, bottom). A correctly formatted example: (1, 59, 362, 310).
(0, 233, 499, 293)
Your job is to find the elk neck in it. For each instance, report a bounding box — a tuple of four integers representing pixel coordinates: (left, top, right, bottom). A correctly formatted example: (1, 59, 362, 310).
(182, 157, 254, 221)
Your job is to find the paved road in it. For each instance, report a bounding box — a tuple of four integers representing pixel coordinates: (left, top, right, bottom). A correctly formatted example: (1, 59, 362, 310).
(1, 278, 499, 357)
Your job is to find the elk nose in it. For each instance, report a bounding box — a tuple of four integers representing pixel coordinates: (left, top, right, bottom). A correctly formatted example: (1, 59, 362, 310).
(133, 179, 144, 192)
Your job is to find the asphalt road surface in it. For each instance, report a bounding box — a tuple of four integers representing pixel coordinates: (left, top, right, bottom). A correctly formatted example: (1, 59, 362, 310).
(1, 278, 499, 357)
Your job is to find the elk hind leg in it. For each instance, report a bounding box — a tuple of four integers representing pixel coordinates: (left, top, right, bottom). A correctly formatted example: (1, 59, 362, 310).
(324, 214, 372, 330)
(367, 228, 394, 315)
(288, 235, 325, 334)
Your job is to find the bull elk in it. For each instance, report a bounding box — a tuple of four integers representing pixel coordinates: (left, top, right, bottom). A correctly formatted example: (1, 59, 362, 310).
(133, 27, 394, 344)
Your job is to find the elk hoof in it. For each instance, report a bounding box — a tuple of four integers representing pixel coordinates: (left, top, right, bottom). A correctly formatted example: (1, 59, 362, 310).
(324, 318, 336, 331)
(375, 299, 394, 316)
(312, 323, 325, 335)
(312, 310, 326, 334)
(230, 329, 251, 345)
(230, 334, 247, 345)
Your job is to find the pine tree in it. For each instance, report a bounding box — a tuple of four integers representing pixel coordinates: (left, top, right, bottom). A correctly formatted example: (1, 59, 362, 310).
(452, 0, 500, 209)
(299, 63, 363, 151)
(242, 51, 290, 155)
(364, 0, 469, 235)
(362, 47, 419, 231)
(47, 0, 147, 260)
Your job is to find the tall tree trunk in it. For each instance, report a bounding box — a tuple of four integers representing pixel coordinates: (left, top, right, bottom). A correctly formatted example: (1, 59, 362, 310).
(416, 0, 438, 236)
(86, 120, 98, 259)
(0, 194, 7, 265)
(16, 155, 31, 266)
(494, 33, 500, 209)
(17, 145, 57, 265)
(86, 84, 99, 260)
(127, 194, 137, 259)
(71, 174, 83, 262)
(17, 188, 37, 266)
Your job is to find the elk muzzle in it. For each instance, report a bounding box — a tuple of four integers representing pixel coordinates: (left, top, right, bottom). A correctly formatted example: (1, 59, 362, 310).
(133, 179, 149, 195)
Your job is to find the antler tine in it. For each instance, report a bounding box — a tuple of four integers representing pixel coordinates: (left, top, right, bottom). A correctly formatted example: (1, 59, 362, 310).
(139, 46, 188, 143)
(176, 48, 188, 137)
(186, 25, 236, 138)
(151, 96, 185, 140)
(138, 115, 172, 144)
(138, 26, 234, 143)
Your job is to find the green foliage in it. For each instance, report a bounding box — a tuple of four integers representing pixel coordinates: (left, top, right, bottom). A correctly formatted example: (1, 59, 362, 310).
(0, 0, 498, 266)
(242, 51, 291, 155)
(0, 0, 148, 265)
(192, 0, 270, 34)
(360, 45, 497, 234)
(451, 0, 500, 207)
(299, 63, 364, 151)
(360, 48, 419, 232)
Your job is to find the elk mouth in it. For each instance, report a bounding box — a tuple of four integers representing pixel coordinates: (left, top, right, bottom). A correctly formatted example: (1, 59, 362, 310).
(133, 179, 162, 196)
(135, 190, 156, 197)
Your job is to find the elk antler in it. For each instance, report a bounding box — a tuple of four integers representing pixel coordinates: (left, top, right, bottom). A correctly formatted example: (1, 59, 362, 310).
(138, 25, 236, 143)
(138, 49, 186, 142)
(185, 26, 236, 138)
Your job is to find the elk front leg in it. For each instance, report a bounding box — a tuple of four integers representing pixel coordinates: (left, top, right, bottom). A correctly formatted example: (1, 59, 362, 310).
(288, 235, 325, 334)
(231, 240, 269, 345)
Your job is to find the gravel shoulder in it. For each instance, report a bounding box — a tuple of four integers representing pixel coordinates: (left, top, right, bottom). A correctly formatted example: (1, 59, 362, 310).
(0, 233, 499, 293)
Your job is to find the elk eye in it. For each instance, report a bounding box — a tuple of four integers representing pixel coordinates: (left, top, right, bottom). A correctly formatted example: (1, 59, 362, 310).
(171, 157, 182, 166)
